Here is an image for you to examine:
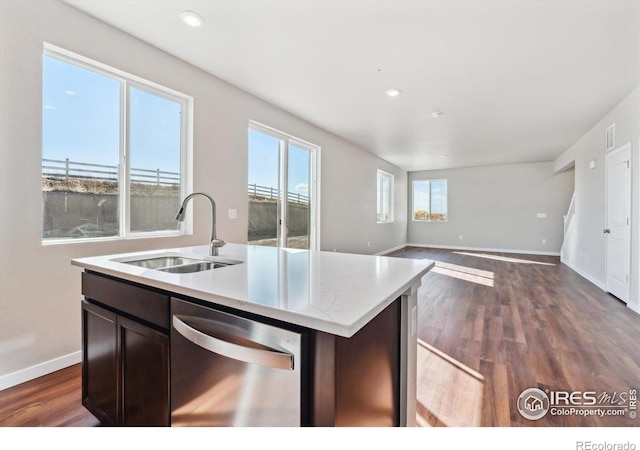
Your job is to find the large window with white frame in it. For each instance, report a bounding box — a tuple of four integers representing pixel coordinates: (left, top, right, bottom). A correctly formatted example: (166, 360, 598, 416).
(41, 44, 192, 242)
(412, 179, 448, 221)
(377, 170, 394, 223)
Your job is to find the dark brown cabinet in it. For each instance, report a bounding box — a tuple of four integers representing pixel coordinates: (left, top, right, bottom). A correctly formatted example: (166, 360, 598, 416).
(119, 315, 169, 426)
(82, 301, 118, 424)
(81, 272, 170, 426)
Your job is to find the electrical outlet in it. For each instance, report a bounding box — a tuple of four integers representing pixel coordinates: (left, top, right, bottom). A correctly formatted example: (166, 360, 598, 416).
(537, 213, 547, 219)
(367, 241, 371, 247)
(542, 238, 546, 244)
(459, 235, 463, 240)
(228, 208, 237, 219)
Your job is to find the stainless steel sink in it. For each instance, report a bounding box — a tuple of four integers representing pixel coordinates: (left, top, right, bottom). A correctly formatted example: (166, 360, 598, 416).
(115, 253, 242, 274)
(124, 256, 202, 269)
(159, 261, 230, 273)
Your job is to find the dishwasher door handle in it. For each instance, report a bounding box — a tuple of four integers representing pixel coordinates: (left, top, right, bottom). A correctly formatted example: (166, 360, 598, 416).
(172, 315, 294, 371)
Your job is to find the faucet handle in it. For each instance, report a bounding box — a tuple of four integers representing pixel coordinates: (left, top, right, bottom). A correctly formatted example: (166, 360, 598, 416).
(209, 238, 226, 256)
(211, 238, 226, 248)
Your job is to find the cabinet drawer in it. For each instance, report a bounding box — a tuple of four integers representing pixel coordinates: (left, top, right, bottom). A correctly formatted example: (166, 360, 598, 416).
(82, 272, 169, 330)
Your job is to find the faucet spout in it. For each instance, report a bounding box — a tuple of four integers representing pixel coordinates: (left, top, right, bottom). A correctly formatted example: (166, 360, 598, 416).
(176, 192, 226, 256)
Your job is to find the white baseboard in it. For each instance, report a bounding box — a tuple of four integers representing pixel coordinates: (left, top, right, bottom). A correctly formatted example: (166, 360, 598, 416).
(0, 351, 81, 391)
(375, 244, 408, 256)
(560, 260, 606, 291)
(405, 243, 561, 257)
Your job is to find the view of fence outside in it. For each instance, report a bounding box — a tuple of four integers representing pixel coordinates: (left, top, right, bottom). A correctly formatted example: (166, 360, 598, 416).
(42, 159, 309, 243)
(247, 183, 310, 248)
(43, 158, 180, 186)
(247, 183, 309, 206)
(42, 158, 181, 239)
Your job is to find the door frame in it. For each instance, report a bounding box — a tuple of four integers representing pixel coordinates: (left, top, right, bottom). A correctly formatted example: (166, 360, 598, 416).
(604, 141, 632, 302)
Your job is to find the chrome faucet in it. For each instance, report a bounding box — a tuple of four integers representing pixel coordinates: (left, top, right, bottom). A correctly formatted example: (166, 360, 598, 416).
(176, 192, 226, 256)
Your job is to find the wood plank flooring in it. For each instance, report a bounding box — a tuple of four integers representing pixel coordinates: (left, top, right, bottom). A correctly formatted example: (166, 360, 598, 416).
(390, 247, 640, 427)
(0, 364, 98, 426)
(1, 246, 639, 427)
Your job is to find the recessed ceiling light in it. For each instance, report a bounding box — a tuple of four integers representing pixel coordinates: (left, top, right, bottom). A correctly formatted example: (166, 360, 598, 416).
(432, 111, 443, 118)
(385, 88, 401, 97)
(179, 10, 204, 27)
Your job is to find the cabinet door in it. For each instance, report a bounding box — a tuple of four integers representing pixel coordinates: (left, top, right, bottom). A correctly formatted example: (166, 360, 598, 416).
(119, 316, 169, 426)
(82, 301, 118, 424)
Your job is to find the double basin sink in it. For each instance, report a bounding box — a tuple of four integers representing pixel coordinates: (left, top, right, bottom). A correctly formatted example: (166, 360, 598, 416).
(114, 253, 242, 274)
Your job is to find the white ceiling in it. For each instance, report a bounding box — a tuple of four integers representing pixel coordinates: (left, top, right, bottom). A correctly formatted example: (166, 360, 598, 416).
(63, 0, 640, 172)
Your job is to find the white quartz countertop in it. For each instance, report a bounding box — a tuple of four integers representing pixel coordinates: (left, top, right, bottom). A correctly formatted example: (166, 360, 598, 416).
(71, 244, 434, 337)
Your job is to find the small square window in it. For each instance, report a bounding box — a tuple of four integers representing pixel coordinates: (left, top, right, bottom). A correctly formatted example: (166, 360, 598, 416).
(412, 179, 447, 222)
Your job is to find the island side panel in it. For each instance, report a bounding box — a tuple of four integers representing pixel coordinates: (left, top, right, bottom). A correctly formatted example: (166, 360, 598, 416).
(336, 298, 400, 426)
(308, 331, 336, 426)
(310, 298, 401, 426)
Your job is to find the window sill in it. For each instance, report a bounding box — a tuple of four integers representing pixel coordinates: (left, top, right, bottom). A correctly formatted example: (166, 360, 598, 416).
(42, 231, 184, 246)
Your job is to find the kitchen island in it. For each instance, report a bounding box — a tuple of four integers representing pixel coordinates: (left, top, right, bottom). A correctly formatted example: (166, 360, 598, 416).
(72, 244, 433, 427)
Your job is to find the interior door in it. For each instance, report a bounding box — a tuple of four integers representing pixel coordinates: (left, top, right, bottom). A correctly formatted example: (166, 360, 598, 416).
(605, 142, 631, 302)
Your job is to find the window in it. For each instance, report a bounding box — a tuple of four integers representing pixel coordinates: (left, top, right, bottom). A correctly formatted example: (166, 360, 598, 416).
(377, 170, 394, 223)
(247, 122, 319, 250)
(42, 45, 191, 242)
(412, 179, 448, 221)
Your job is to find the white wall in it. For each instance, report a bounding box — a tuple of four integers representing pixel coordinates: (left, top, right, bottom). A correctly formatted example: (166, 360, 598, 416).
(407, 162, 574, 254)
(553, 86, 640, 314)
(0, 0, 406, 386)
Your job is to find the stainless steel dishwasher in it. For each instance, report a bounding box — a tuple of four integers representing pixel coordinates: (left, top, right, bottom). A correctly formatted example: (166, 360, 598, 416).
(170, 298, 303, 426)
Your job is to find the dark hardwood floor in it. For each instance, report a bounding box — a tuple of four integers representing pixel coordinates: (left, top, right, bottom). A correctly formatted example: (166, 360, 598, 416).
(1, 246, 639, 427)
(390, 247, 640, 427)
(0, 364, 98, 426)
